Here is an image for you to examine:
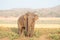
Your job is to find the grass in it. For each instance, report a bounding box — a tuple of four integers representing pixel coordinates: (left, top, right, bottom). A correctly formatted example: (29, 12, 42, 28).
(0, 27, 41, 40)
(0, 31, 19, 40)
(48, 29, 60, 40)
(48, 34, 60, 40)
(0, 27, 19, 40)
(0, 27, 60, 40)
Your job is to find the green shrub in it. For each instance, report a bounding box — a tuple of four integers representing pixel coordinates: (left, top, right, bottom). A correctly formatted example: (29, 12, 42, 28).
(34, 30, 41, 38)
(0, 31, 19, 40)
(57, 30, 60, 34)
(48, 34, 60, 40)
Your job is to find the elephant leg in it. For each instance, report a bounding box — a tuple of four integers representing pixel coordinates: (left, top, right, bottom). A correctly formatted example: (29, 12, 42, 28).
(26, 29, 30, 37)
(26, 26, 30, 37)
(29, 24, 34, 37)
(24, 27, 28, 36)
(21, 27, 26, 36)
(18, 23, 22, 36)
(18, 28, 22, 35)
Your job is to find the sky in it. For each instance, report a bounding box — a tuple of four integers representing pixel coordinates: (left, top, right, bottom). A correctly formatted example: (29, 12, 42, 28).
(0, 0, 60, 10)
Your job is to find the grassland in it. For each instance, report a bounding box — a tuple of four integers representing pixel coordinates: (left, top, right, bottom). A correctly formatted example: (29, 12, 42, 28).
(0, 17, 60, 28)
(0, 24, 60, 28)
(0, 27, 60, 40)
(0, 17, 60, 40)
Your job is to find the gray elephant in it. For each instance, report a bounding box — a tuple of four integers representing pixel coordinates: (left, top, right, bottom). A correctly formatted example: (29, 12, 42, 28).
(17, 12, 38, 37)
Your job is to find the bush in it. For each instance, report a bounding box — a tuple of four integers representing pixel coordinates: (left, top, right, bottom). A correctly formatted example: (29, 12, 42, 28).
(0, 31, 19, 40)
(48, 34, 60, 40)
(34, 30, 41, 38)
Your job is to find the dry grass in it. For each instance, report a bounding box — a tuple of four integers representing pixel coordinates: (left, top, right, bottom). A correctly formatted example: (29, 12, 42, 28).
(0, 26, 60, 40)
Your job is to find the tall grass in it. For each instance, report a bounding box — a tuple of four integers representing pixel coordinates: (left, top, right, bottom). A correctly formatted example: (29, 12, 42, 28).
(48, 29, 60, 40)
(0, 27, 60, 40)
(0, 27, 41, 40)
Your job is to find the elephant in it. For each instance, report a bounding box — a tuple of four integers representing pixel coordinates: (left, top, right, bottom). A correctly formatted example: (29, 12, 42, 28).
(17, 12, 38, 37)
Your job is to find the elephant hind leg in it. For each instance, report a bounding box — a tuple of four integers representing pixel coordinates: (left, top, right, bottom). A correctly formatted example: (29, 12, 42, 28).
(18, 28, 22, 36)
(18, 27, 25, 36)
(21, 27, 26, 36)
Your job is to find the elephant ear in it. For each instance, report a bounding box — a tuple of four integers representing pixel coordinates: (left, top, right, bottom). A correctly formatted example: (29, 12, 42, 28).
(34, 14, 38, 20)
(31, 11, 38, 20)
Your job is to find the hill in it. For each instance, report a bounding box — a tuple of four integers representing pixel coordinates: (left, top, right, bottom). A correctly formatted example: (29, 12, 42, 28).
(0, 5, 60, 17)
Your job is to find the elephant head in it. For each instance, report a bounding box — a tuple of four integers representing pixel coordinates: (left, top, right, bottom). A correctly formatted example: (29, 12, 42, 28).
(25, 12, 38, 20)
